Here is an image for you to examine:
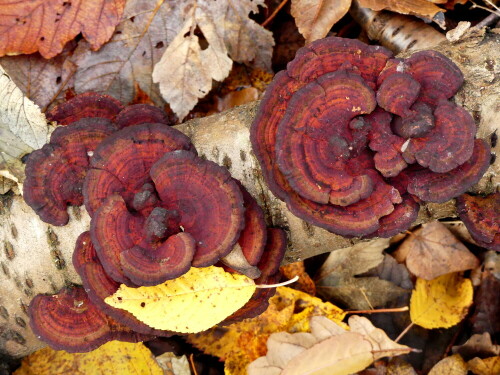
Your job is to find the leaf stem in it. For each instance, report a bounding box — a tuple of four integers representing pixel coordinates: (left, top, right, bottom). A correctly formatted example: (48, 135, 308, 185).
(256, 275, 299, 288)
(346, 306, 409, 315)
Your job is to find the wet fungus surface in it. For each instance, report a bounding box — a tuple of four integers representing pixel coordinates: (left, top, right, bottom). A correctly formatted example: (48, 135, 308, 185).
(26, 93, 286, 352)
(251, 36, 491, 238)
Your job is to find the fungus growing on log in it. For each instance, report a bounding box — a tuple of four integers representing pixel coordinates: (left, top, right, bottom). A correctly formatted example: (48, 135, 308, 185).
(23, 118, 118, 225)
(251, 36, 491, 237)
(28, 285, 151, 352)
(25, 93, 287, 352)
(46, 92, 124, 125)
(456, 192, 500, 251)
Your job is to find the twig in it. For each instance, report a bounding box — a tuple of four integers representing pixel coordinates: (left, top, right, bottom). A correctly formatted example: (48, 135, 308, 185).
(261, 0, 290, 28)
(471, 1, 500, 16)
(189, 353, 199, 375)
(346, 306, 409, 315)
(473, 12, 500, 29)
(395, 322, 415, 343)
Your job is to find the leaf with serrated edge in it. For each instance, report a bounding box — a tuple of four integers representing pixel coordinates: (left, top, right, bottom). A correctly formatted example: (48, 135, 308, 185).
(410, 273, 473, 329)
(105, 266, 256, 333)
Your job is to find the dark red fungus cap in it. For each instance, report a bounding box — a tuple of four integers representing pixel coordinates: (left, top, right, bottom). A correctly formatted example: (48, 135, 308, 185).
(120, 232, 196, 286)
(251, 37, 489, 238)
(275, 70, 377, 205)
(23, 118, 118, 225)
(223, 228, 287, 324)
(403, 101, 476, 173)
(456, 193, 500, 251)
(235, 181, 267, 267)
(366, 108, 407, 177)
(115, 104, 170, 129)
(376, 72, 420, 117)
(83, 123, 195, 216)
(403, 139, 491, 203)
(402, 50, 464, 106)
(46, 92, 124, 125)
(392, 101, 434, 139)
(150, 150, 245, 267)
(28, 285, 151, 352)
(73, 232, 175, 336)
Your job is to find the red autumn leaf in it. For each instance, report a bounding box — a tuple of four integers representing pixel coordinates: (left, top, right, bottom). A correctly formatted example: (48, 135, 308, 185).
(0, 0, 126, 58)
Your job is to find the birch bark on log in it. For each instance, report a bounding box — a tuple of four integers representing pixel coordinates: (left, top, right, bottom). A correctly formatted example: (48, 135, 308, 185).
(0, 30, 498, 359)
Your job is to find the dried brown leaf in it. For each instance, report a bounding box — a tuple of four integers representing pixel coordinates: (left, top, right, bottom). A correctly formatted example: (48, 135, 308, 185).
(357, 0, 445, 20)
(248, 316, 412, 375)
(395, 222, 480, 280)
(0, 0, 125, 58)
(452, 333, 500, 361)
(291, 0, 352, 42)
(467, 356, 500, 375)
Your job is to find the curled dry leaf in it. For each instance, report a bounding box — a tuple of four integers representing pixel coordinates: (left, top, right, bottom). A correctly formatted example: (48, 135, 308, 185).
(248, 315, 412, 375)
(291, 0, 352, 43)
(410, 273, 473, 329)
(0, 0, 126, 58)
(452, 333, 500, 360)
(0, 65, 52, 185)
(105, 266, 256, 333)
(394, 221, 480, 280)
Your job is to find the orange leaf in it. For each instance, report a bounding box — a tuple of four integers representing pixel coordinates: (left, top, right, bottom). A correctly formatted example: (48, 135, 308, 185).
(0, 0, 126, 58)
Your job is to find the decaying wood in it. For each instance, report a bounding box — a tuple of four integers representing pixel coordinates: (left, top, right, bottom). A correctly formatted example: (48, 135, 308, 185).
(0, 31, 498, 359)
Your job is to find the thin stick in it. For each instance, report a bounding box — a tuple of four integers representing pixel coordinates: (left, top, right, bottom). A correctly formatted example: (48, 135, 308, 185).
(346, 306, 409, 315)
(395, 322, 415, 343)
(261, 0, 290, 28)
(189, 353, 198, 375)
(474, 13, 500, 29)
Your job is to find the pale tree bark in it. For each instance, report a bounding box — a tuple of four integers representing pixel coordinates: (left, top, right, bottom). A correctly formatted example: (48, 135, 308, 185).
(0, 30, 498, 359)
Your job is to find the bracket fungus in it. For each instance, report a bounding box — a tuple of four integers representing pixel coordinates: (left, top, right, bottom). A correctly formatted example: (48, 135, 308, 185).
(251, 36, 491, 238)
(456, 193, 500, 251)
(26, 93, 287, 352)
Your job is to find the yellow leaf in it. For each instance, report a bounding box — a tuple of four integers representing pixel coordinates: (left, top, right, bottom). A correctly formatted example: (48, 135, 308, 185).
(410, 273, 473, 329)
(14, 341, 163, 375)
(468, 356, 500, 375)
(105, 266, 256, 333)
(188, 286, 346, 375)
(428, 354, 467, 375)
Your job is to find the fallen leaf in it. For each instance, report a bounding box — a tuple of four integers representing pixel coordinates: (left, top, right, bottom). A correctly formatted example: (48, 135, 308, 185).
(152, 0, 273, 120)
(0, 65, 53, 185)
(410, 273, 473, 329)
(248, 315, 412, 375)
(395, 221, 479, 280)
(318, 277, 408, 310)
(357, 0, 445, 21)
(0, 44, 77, 111)
(452, 333, 500, 361)
(188, 286, 346, 375)
(471, 269, 500, 336)
(467, 356, 500, 375)
(428, 354, 467, 375)
(0, 0, 126, 58)
(13, 341, 163, 375)
(214, 87, 260, 113)
(316, 239, 406, 309)
(155, 352, 191, 375)
(291, 0, 352, 42)
(386, 358, 418, 375)
(73, 0, 273, 120)
(105, 266, 256, 333)
(280, 261, 316, 295)
(316, 238, 389, 282)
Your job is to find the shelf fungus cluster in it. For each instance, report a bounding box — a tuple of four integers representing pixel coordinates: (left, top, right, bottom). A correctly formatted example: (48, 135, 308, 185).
(25, 93, 286, 352)
(251, 37, 492, 238)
